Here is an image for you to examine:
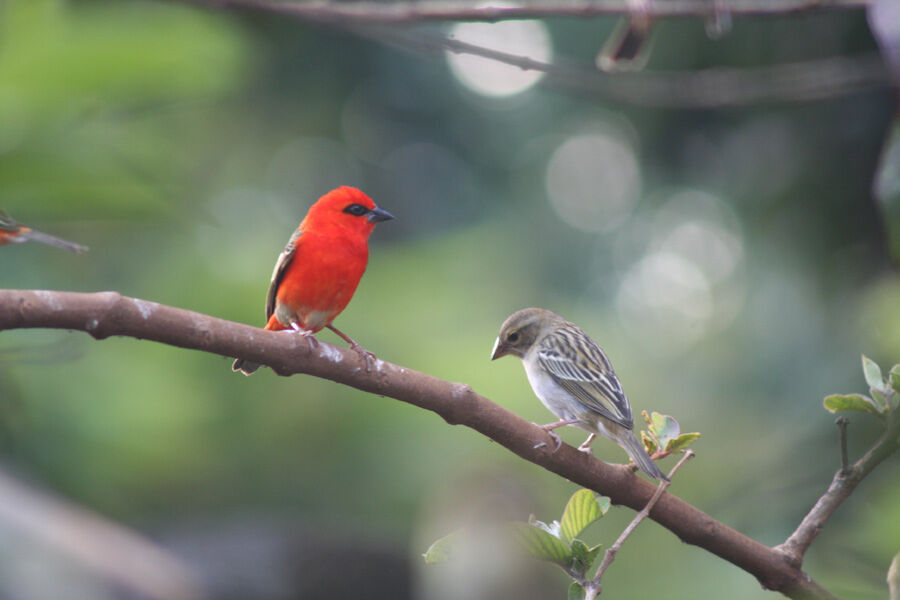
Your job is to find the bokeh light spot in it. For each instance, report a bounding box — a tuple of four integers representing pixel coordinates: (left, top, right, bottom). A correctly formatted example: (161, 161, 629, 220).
(446, 16, 552, 98)
(545, 129, 640, 233)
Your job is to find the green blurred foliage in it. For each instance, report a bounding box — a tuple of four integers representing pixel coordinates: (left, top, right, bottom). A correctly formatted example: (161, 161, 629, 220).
(0, 0, 898, 599)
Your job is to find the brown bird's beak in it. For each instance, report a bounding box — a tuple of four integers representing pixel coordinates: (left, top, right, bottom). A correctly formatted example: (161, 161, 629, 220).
(490, 337, 508, 360)
(367, 206, 394, 223)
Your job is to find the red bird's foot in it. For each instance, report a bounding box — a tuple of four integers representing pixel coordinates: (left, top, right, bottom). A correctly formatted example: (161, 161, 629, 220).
(290, 322, 319, 349)
(349, 340, 376, 372)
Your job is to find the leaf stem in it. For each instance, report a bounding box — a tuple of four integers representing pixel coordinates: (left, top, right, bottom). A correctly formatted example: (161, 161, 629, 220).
(835, 416, 850, 475)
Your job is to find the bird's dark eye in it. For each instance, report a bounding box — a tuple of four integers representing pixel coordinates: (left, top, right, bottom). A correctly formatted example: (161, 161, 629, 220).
(343, 203, 369, 217)
(507, 331, 520, 343)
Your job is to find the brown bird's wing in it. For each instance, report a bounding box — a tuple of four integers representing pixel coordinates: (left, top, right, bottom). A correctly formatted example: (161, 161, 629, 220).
(0, 211, 21, 232)
(535, 326, 633, 429)
(265, 228, 302, 320)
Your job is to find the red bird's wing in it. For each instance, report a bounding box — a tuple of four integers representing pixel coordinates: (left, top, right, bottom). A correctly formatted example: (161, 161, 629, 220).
(265, 228, 302, 320)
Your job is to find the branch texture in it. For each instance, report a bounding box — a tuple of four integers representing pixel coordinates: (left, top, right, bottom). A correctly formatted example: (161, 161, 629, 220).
(0, 289, 852, 599)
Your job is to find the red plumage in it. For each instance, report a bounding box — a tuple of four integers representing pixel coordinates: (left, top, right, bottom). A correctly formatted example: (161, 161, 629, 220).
(233, 186, 393, 375)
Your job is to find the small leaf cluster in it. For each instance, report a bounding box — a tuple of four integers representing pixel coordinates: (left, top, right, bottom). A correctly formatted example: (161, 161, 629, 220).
(424, 489, 611, 593)
(512, 489, 610, 590)
(824, 355, 900, 420)
(640, 411, 701, 456)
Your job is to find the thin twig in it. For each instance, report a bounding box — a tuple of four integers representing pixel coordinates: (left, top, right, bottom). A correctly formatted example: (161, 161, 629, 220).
(778, 409, 900, 567)
(360, 25, 889, 108)
(584, 450, 695, 600)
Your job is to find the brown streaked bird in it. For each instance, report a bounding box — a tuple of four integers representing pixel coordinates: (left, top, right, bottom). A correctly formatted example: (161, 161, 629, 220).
(491, 307, 667, 481)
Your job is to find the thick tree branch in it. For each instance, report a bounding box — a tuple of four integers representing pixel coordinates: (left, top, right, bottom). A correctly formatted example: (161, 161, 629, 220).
(0, 289, 844, 599)
(777, 409, 900, 566)
(188, 0, 868, 24)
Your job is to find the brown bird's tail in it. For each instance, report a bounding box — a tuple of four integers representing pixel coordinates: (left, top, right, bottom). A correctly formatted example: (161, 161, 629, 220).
(620, 429, 669, 481)
(232, 358, 261, 375)
(21, 229, 88, 253)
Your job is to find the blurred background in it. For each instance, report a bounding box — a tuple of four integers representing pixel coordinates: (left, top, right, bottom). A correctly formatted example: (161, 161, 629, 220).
(0, 0, 898, 598)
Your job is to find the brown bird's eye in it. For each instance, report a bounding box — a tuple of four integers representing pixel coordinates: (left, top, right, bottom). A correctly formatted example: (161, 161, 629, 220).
(507, 331, 520, 343)
(343, 204, 369, 217)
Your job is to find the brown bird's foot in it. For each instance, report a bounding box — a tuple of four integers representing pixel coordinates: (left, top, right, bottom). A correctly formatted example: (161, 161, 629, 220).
(328, 324, 375, 372)
(577, 433, 597, 455)
(533, 429, 563, 452)
(533, 419, 578, 451)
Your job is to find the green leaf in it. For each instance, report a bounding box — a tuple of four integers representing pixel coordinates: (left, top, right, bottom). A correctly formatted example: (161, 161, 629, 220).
(595, 496, 611, 513)
(423, 530, 463, 564)
(646, 412, 684, 451)
(823, 393, 884, 418)
(650, 412, 680, 439)
(560, 489, 609, 542)
(512, 522, 573, 567)
(665, 432, 702, 453)
(862, 355, 886, 393)
(640, 430, 658, 455)
(568, 582, 586, 600)
(890, 364, 900, 395)
(570, 539, 603, 575)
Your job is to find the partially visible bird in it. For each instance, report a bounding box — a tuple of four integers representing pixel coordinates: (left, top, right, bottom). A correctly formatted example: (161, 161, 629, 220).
(0, 211, 87, 253)
(232, 186, 393, 375)
(491, 307, 668, 481)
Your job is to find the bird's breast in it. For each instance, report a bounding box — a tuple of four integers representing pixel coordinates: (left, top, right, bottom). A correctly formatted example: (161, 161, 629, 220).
(523, 358, 584, 423)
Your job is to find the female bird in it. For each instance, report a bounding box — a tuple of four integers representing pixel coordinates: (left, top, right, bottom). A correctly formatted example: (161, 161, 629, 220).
(0, 211, 87, 253)
(232, 186, 393, 375)
(491, 307, 667, 481)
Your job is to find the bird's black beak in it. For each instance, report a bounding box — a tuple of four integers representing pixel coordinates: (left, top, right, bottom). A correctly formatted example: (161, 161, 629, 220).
(490, 337, 507, 360)
(367, 206, 394, 223)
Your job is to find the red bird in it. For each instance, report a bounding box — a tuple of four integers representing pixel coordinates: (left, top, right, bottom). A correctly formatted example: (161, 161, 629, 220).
(0, 211, 87, 253)
(232, 186, 393, 375)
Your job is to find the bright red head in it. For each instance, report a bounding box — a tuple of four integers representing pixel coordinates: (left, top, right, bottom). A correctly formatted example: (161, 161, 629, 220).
(300, 186, 393, 238)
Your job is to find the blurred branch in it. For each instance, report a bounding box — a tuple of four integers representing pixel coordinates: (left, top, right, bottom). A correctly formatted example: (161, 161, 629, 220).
(365, 26, 889, 108)
(889, 552, 900, 600)
(777, 409, 900, 567)
(0, 289, 846, 599)
(0, 466, 201, 600)
(187, 0, 868, 23)
(177, 0, 890, 108)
